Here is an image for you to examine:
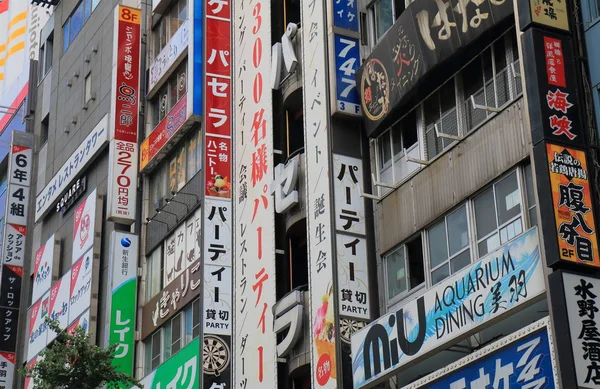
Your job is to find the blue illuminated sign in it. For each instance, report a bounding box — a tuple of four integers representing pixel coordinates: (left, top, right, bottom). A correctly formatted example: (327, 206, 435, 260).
(419, 327, 556, 389)
(193, 0, 203, 116)
(333, 0, 358, 32)
(334, 35, 361, 116)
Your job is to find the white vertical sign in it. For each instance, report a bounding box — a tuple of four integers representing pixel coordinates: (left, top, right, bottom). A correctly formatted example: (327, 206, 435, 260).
(31, 235, 57, 303)
(72, 190, 98, 263)
(301, 0, 341, 387)
(233, 0, 278, 386)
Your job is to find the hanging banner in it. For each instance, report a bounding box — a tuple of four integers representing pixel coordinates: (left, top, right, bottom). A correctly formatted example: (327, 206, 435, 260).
(0, 265, 22, 309)
(26, 292, 49, 361)
(402, 318, 558, 389)
(0, 352, 16, 389)
(108, 232, 138, 376)
(2, 224, 26, 268)
(561, 272, 600, 389)
(47, 270, 71, 343)
(107, 5, 141, 224)
(72, 189, 98, 263)
(351, 228, 546, 388)
(69, 249, 94, 323)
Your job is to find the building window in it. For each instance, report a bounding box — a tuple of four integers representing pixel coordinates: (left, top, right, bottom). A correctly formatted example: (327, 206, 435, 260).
(474, 170, 523, 256)
(152, 0, 187, 59)
(524, 164, 537, 227)
(385, 236, 424, 302)
(149, 130, 202, 212)
(373, 30, 523, 191)
(428, 205, 471, 285)
(143, 299, 200, 375)
(39, 33, 54, 80)
(62, 0, 100, 52)
(369, 0, 404, 44)
(145, 246, 163, 303)
(152, 61, 187, 127)
(84, 72, 92, 103)
(377, 109, 418, 186)
(40, 115, 50, 146)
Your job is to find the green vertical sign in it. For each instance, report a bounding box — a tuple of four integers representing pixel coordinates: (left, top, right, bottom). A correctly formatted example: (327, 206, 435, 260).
(135, 338, 200, 388)
(108, 231, 138, 377)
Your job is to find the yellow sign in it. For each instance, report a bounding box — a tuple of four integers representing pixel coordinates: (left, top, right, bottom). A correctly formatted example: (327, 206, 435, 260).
(546, 143, 599, 267)
(530, 0, 569, 31)
(118, 5, 141, 24)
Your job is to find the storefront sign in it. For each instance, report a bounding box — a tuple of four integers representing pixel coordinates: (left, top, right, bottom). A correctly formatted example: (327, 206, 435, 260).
(189, 0, 203, 117)
(273, 291, 304, 358)
(55, 176, 86, 214)
(141, 259, 201, 339)
(402, 318, 558, 389)
(232, 0, 277, 386)
(521, 29, 583, 147)
(0, 352, 16, 389)
(333, 35, 361, 116)
(519, 0, 569, 31)
(108, 232, 138, 375)
(26, 294, 49, 361)
(351, 228, 545, 388)
(164, 224, 187, 285)
(140, 94, 187, 172)
(68, 309, 90, 335)
(107, 140, 138, 223)
(32, 235, 58, 302)
(35, 115, 108, 221)
(356, 0, 513, 136)
(6, 142, 33, 226)
(544, 144, 599, 267)
(134, 338, 199, 389)
(205, 136, 231, 198)
(72, 190, 98, 263)
(302, 0, 341, 385)
(0, 307, 19, 353)
(271, 157, 299, 214)
(562, 273, 600, 388)
(333, 0, 358, 31)
(47, 270, 71, 343)
(148, 20, 189, 94)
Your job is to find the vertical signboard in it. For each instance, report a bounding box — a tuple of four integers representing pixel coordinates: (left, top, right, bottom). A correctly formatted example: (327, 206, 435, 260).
(31, 235, 59, 303)
(108, 232, 138, 376)
(188, 0, 203, 118)
(0, 131, 32, 373)
(26, 292, 49, 361)
(135, 338, 200, 389)
(561, 272, 600, 389)
(107, 5, 141, 224)
(47, 270, 71, 343)
(232, 0, 278, 387)
(302, 0, 341, 387)
(203, 0, 233, 388)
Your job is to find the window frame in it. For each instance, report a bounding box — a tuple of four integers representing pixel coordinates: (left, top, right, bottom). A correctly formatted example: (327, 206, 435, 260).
(368, 0, 396, 45)
(383, 235, 425, 306)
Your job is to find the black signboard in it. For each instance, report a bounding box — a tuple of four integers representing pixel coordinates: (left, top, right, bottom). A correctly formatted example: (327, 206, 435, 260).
(30, 0, 60, 7)
(356, 0, 514, 136)
(0, 265, 22, 309)
(521, 28, 584, 148)
(56, 176, 87, 214)
(202, 334, 231, 389)
(0, 307, 19, 352)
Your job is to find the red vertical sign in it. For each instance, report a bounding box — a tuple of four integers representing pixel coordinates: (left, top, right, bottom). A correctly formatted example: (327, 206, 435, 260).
(544, 36, 565, 88)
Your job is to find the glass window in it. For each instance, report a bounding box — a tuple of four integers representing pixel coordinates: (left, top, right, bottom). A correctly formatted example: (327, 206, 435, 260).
(84, 73, 92, 103)
(424, 80, 458, 159)
(92, 0, 101, 11)
(184, 303, 194, 344)
(163, 320, 172, 360)
(171, 314, 182, 354)
(84, 0, 91, 20)
(373, 0, 394, 42)
(62, 21, 70, 52)
(385, 236, 424, 302)
(151, 331, 161, 371)
(193, 299, 200, 338)
(524, 164, 537, 227)
(428, 205, 470, 284)
(70, 2, 84, 43)
(474, 170, 523, 256)
(145, 247, 163, 302)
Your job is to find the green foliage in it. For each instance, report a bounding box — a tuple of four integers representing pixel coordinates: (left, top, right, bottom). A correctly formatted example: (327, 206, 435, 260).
(20, 318, 142, 389)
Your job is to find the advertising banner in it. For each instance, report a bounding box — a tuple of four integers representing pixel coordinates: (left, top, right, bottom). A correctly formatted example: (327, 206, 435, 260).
(47, 270, 71, 343)
(164, 223, 188, 285)
(32, 234, 57, 303)
(72, 190, 97, 263)
(140, 94, 187, 172)
(402, 318, 558, 389)
(189, 0, 203, 118)
(2, 224, 26, 267)
(141, 260, 200, 339)
(543, 144, 599, 267)
(35, 115, 108, 221)
(6, 142, 33, 226)
(301, 0, 341, 386)
(0, 306, 19, 353)
(0, 265, 22, 309)
(205, 135, 231, 198)
(26, 293, 49, 361)
(107, 141, 138, 224)
(69, 249, 94, 323)
(134, 338, 199, 389)
(68, 308, 91, 335)
(332, 35, 361, 116)
(0, 352, 16, 389)
(108, 232, 138, 376)
(561, 272, 600, 389)
(351, 228, 546, 388)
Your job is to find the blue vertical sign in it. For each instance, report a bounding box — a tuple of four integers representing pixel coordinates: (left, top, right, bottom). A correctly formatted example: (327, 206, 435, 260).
(193, 0, 203, 116)
(334, 35, 361, 116)
(333, 0, 359, 32)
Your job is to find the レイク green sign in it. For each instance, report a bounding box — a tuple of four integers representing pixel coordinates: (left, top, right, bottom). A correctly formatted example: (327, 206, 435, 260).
(108, 232, 138, 376)
(134, 338, 200, 389)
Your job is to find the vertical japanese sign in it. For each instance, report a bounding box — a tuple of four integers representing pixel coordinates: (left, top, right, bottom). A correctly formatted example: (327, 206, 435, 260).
(108, 232, 138, 376)
(329, 0, 361, 116)
(72, 189, 97, 263)
(108, 5, 141, 224)
(302, 0, 341, 387)
(232, 0, 278, 386)
(31, 235, 59, 303)
(0, 132, 32, 365)
(562, 273, 600, 388)
(203, 0, 234, 388)
(544, 144, 599, 267)
(135, 338, 199, 389)
(519, 0, 569, 32)
(0, 351, 16, 389)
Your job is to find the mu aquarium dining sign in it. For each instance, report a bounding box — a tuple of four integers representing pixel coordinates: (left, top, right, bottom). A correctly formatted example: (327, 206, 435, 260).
(351, 228, 545, 388)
